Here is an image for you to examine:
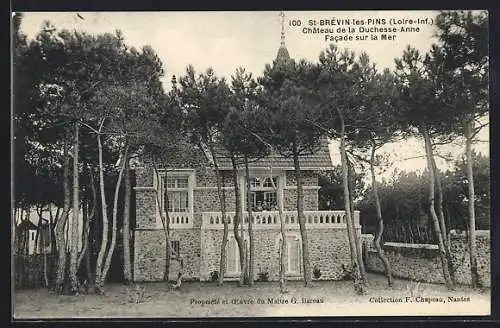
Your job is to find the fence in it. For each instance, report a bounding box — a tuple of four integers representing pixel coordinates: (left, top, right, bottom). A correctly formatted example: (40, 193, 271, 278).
(13, 253, 58, 290)
(382, 222, 437, 244)
(13, 249, 125, 290)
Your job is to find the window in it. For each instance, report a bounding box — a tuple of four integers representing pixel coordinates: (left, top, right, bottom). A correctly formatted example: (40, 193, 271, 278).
(226, 236, 249, 276)
(278, 234, 302, 275)
(164, 176, 190, 213)
(287, 236, 302, 274)
(262, 177, 277, 188)
(166, 177, 188, 189)
(171, 240, 180, 258)
(226, 238, 238, 275)
(248, 177, 278, 212)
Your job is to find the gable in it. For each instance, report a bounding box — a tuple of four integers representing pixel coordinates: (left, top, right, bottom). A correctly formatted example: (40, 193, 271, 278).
(17, 220, 38, 231)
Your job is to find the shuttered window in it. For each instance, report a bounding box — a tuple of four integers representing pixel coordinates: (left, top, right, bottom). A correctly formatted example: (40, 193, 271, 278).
(226, 236, 249, 276)
(226, 238, 238, 275)
(278, 234, 302, 275)
(288, 236, 301, 274)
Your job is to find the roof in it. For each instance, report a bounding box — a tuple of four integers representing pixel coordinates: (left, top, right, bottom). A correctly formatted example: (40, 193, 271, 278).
(276, 45, 291, 63)
(17, 220, 38, 230)
(215, 137, 333, 170)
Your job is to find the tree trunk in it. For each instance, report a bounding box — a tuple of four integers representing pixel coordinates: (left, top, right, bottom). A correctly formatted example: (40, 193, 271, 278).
(55, 137, 71, 293)
(422, 127, 454, 290)
(48, 205, 55, 284)
(101, 144, 129, 287)
(35, 206, 43, 252)
(240, 211, 247, 284)
(35, 211, 49, 287)
(69, 121, 80, 294)
(42, 225, 48, 287)
(15, 225, 20, 287)
(152, 165, 171, 282)
(292, 143, 311, 287)
(49, 206, 60, 255)
(94, 125, 109, 295)
(208, 143, 228, 286)
(432, 157, 449, 247)
(91, 200, 100, 286)
(431, 154, 455, 282)
(85, 244, 92, 286)
(465, 119, 481, 288)
(269, 163, 287, 293)
(164, 174, 171, 282)
(87, 166, 97, 285)
(347, 156, 367, 280)
(370, 145, 393, 286)
(244, 156, 255, 286)
(339, 116, 366, 294)
(123, 155, 132, 284)
(230, 155, 246, 286)
(77, 199, 89, 278)
(21, 228, 29, 287)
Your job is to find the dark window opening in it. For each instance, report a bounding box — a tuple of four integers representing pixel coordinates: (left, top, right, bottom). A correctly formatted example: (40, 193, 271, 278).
(171, 240, 180, 258)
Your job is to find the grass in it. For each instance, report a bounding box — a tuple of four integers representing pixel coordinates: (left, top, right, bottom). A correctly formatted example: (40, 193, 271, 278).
(12, 273, 490, 319)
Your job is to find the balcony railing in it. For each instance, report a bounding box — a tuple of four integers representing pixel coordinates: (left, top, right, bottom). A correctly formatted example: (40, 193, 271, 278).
(158, 212, 193, 229)
(201, 210, 360, 230)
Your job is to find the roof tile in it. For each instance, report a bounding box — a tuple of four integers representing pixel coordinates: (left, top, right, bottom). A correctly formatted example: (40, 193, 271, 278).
(215, 137, 333, 170)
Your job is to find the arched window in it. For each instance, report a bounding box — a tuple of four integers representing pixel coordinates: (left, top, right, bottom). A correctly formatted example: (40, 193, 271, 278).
(226, 234, 249, 276)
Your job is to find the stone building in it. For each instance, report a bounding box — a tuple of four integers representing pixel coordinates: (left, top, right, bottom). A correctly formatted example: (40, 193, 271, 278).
(133, 137, 359, 282)
(132, 21, 359, 282)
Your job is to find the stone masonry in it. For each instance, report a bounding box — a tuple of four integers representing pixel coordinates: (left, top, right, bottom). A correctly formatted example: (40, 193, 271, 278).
(199, 227, 355, 282)
(132, 155, 350, 282)
(361, 230, 490, 287)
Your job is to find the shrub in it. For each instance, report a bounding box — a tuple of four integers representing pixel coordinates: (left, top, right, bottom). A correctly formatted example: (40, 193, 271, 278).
(340, 264, 354, 281)
(209, 270, 219, 283)
(183, 277, 200, 283)
(256, 271, 269, 282)
(313, 266, 322, 279)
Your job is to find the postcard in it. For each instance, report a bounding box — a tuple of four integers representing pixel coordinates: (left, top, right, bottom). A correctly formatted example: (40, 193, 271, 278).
(12, 10, 490, 319)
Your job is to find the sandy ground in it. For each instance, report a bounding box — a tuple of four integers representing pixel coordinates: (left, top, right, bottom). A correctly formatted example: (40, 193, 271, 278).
(12, 274, 491, 319)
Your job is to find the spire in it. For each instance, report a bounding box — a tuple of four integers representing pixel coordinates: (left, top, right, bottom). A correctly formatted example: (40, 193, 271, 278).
(275, 11, 290, 64)
(280, 11, 285, 46)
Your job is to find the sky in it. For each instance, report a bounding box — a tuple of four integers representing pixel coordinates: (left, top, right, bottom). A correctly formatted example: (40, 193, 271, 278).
(18, 11, 490, 181)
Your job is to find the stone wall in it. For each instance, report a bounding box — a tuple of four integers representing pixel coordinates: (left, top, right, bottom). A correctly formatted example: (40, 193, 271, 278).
(133, 163, 334, 282)
(449, 231, 490, 286)
(135, 190, 156, 228)
(307, 228, 354, 280)
(196, 169, 233, 187)
(193, 189, 237, 214)
(361, 230, 490, 287)
(200, 227, 354, 282)
(286, 171, 318, 186)
(133, 229, 201, 282)
(136, 165, 154, 186)
(283, 189, 319, 211)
